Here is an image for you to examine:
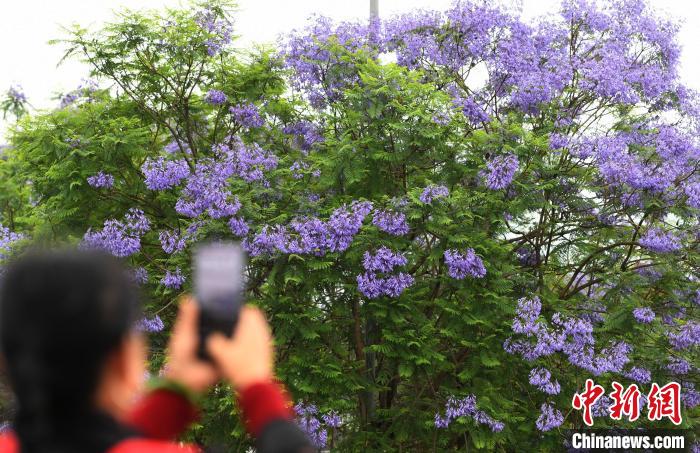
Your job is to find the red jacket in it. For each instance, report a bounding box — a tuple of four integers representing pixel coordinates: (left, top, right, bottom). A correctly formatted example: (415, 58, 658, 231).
(0, 380, 296, 452)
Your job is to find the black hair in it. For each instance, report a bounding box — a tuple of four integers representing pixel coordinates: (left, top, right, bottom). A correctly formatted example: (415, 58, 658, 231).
(0, 249, 141, 452)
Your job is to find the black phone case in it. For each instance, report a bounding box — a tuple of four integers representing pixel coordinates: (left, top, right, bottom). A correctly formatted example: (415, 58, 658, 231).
(197, 308, 239, 361)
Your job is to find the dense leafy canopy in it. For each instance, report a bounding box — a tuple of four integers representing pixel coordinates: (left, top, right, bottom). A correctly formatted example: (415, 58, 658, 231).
(1, 0, 698, 450)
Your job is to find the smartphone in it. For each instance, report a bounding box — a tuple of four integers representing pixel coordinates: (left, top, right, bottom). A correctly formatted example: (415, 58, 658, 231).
(193, 242, 246, 360)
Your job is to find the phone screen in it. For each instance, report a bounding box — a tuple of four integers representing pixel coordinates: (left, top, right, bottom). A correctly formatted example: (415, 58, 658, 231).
(193, 242, 246, 359)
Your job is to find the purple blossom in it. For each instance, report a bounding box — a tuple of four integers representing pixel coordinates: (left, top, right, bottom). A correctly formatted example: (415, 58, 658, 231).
(682, 382, 700, 409)
(321, 411, 342, 428)
(87, 171, 114, 189)
(684, 181, 700, 208)
(444, 249, 486, 279)
(129, 267, 149, 285)
(549, 133, 569, 150)
(7, 85, 27, 103)
(483, 154, 519, 190)
(667, 321, 700, 350)
(0, 224, 23, 260)
(283, 121, 324, 152)
(362, 247, 408, 273)
(528, 367, 561, 395)
(177, 140, 272, 218)
(639, 228, 682, 253)
(327, 200, 373, 252)
(294, 403, 328, 449)
(290, 160, 309, 179)
(632, 307, 655, 324)
(244, 225, 288, 257)
(357, 272, 414, 299)
(195, 8, 233, 56)
(419, 184, 449, 204)
(666, 357, 691, 375)
(228, 217, 249, 237)
(161, 268, 185, 290)
(623, 366, 651, 384)
(372, 210, 409, 236)
(163, 140, 191, 155)
(81, 209, 150, 258)
(229, 103, 264, 128)
(434, 395, 504, 432)
(204, 89, 227, 105)
(142, 157, 190, 191)
(159, 230, 186, 254)
(432, 111, 450, 125)
(535, 403, 563, 432)
(505, 296, 632, 375)
(136, 315, 164, 333)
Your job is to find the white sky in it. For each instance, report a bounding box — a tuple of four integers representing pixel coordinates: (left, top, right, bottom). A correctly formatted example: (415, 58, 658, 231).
(1, 0, 699, 139)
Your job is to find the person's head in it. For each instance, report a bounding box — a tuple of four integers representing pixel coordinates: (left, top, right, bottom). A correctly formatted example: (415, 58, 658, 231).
(0, 249, 146, 447)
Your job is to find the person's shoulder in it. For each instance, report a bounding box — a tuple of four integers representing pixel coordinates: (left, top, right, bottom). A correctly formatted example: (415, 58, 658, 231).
(109, 438, 201, 453)
(0, 432, 18, 453)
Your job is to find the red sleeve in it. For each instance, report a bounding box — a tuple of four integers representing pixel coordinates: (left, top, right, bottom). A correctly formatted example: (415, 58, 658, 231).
(0, 433, 18, 453)
(237, 380, 294, 437)
(125, 389, 199, 440)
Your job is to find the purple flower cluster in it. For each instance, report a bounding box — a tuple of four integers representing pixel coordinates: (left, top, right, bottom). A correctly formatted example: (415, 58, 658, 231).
(7, 85, 27, 103)
(204, 89, 227, 105)
(136, 315, 164, 333)
(164, 140, 191, 155)
(161, 268, 185, 290)
(666, 358, 691, 375)
(444, 249, 486, 279)
(419, 184, 449, 204)
(142, 157, 190, 191)
(0, 224, 23, 260)
(129, 267, 149, 285)
(245, 201, 373, 257)
(504, 297, 632, 375)
(174, 139, 276, 219)
(294, 403, 339, 449)
(528, 367, 561, 395)
(357, 247, 413, 299)
(82, 209, 150, 258)
(483, 154, 519, 190)
(59, 79, 98, 108)
(639, 228, 682, 253)
(362, 247, 407, 273)
(535, 403, 563, 432)
(372, 210, 409, 236)
(667, 321, 700, 351)
(434, 395, 504, 432)
(87, 171, 114, 189)
(195, 8, 233, 56)
(228, 217, 249, 237)
(321, 411, 342, 428)
(632, 307, 655, 323)
(623, 366, 651, 384)
(283, 121, 324, 152)
(682, 382, 700, 409)
(290, 160, 309, 179)
(281, 16, 379, 108)
(158, 222, 203, 254)
(229, 103, 264, 128)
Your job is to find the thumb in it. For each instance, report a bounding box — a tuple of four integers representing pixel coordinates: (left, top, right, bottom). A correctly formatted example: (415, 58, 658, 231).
(206, 333, 230, 361)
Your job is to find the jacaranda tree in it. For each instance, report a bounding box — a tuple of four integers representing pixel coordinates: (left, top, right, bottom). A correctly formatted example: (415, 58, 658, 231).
(0, 0, 698, 450)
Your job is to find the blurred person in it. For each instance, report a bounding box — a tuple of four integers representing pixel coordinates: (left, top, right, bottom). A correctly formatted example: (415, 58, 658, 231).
(0, 249, 311, 452)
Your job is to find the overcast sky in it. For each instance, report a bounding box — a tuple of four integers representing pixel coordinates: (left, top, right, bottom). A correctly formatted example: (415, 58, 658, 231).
(1, 0, 699, 139)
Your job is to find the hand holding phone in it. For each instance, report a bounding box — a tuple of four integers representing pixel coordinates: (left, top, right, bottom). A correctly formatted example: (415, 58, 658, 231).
(193, 242, 246, 360)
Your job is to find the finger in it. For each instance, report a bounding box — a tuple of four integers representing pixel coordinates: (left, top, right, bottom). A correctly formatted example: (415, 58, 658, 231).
(171, 298, 199, 353)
